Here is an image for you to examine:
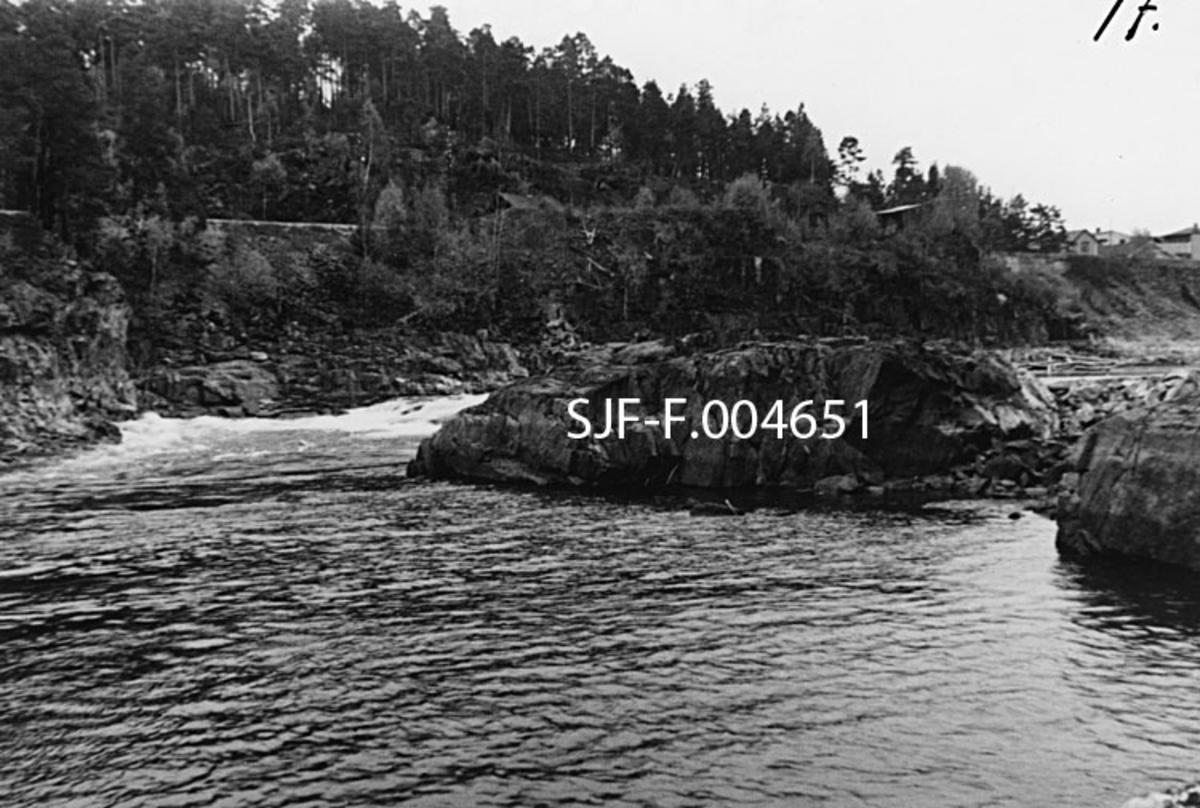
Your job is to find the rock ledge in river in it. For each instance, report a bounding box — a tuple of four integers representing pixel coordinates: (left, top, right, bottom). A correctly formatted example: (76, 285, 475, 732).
(409, 340, 1057, 492)
(140, 360, 280, 417)
(1056, 372, 1200, 570)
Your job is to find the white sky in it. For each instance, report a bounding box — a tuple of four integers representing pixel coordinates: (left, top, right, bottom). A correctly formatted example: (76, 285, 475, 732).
(438, 0, 1200, 235)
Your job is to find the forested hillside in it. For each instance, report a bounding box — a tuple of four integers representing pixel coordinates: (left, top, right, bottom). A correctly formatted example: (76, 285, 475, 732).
(0, 0, 1081, 355)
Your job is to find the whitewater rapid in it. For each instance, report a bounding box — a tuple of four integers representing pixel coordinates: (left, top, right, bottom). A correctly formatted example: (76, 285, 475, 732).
(0, 394, 489, 491)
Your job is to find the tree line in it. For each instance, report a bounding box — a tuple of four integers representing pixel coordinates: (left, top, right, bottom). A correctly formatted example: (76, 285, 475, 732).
(0, 0, 1065, 256)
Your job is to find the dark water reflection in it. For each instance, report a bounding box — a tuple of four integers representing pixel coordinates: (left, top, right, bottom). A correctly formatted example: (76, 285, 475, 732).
(1, 406, 1198, 806)
(1060, 556, 1200, 636)
(1055, 558, 1200, 772)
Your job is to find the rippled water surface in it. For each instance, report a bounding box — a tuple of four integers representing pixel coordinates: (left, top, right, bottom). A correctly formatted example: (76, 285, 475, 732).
(3, 397, 1200, 807)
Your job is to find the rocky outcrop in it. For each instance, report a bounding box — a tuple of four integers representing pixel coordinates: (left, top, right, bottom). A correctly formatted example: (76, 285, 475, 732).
(0, 258, 136, 460)
(140, 359, 280, 417)
(1047, 370, 1196, 436)
(1056, 372, 1200, 569)
(409, 339, 1058, 494)
(138, 330, 527, 417)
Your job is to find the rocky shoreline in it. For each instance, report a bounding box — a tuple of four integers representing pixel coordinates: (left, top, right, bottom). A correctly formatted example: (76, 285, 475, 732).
(406, 337, 1200, 533)
(8, 253, 1196, 572)
(0, 242, 530, 462)
(0, 262, 136, 463)
(1055, 370, 1200, 570)
(408, 338, 1070, 501)
(136, 329, 528, 419)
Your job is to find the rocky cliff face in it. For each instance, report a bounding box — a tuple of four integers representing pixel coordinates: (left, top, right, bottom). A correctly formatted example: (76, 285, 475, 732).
(0, 257, 137, 460)
(409, 339, 1058, 493)
(1056, 373, 1200, 569)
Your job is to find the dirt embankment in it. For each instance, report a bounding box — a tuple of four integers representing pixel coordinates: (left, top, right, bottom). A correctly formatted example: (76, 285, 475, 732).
(1059, 255, 1200, 352)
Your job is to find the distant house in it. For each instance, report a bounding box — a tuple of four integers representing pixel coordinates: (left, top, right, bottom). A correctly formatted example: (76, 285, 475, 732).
(875, 202, 930, 233)
(1065, 229, 1100, 256)
(1094, 229, 1132, 247)
(1155, 224, 1200, 261)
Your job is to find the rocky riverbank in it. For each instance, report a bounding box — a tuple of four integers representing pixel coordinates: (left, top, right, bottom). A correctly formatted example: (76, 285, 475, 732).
(0, 257, 136, 462)
(0, 219, 529, 456)
(1055, 371, 1200, 569)
(409, 338, 1070, 499)
(136, 329, 528, 418)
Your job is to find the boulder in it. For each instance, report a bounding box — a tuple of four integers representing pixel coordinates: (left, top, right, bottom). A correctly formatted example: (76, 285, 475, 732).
(1048, 370, 1198, 439)
(1056, 373, 1200, 570)
(410, 340, 1058, 492)
(141, 360, 279, 416)
(815, 474, 861, 497)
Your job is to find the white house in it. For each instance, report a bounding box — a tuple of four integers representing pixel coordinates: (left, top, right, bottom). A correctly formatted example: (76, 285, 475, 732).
(1155, 224, 1200, 260)
(1065, 229, 1100, 256)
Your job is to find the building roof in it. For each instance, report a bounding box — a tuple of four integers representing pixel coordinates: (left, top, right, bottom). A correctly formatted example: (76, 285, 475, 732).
(1094, 229, 1131, 245)
(1102, 239, 1178, 260)
(1157, 224, 1200, 240)
(497, 192, 541, 210)
(874, 202, 927, 216)
(1066, 229, 1098, 242)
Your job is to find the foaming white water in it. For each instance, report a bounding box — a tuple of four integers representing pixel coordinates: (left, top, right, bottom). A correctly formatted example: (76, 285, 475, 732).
(119, 393, 488, 447)
(3, 394, 487, 484)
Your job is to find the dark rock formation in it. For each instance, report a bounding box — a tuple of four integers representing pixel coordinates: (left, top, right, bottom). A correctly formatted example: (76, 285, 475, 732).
(0, 262, 136, 459)
(1047, 370, 1196, 436)
(1056, 372, 1200, 569)
(137, 330, 527, 417)
(409, 339, 1058, 492)
(140, 359, 280, 417)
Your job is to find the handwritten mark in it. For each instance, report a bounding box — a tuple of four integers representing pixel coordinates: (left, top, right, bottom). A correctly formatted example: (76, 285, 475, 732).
(1094, 0, 1159, 41)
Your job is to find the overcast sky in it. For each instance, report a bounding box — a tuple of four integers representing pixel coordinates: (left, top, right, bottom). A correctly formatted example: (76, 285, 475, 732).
(440, 0, 1200, 235)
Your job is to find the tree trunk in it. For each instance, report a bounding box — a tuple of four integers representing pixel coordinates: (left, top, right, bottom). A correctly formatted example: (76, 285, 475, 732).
(174, 53, 183, 126)
(589, 90, 596, 154)
(566, 76, 573, 151)
(247, 85, 256, 143)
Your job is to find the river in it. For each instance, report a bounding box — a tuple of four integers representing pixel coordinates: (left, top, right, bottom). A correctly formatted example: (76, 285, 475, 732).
(1, 396, 1197, 807)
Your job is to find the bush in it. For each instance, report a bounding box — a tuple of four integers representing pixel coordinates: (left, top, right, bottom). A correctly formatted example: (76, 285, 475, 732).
(825, 197, 881, 245)
(633, 186, 656, 209)
(356, 258, 413, 325)
(666, 186, 701, 209)
(207, 244, 278, 322)
(371, 179, 409, 265)
(723, 173, 771, 214)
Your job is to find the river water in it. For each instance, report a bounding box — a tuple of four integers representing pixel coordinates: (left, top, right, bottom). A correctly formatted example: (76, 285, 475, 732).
(2, 396, 1198, 807)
